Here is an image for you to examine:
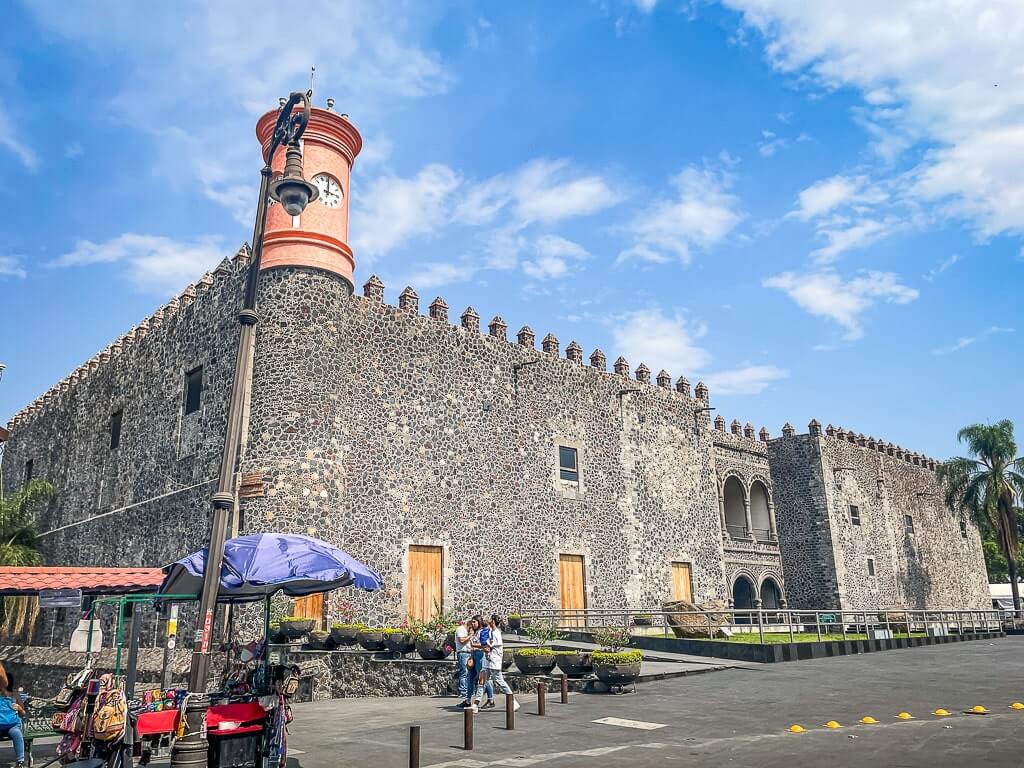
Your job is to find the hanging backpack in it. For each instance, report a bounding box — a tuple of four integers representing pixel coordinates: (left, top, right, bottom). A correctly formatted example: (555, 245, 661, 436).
(91, 676, 126, 741)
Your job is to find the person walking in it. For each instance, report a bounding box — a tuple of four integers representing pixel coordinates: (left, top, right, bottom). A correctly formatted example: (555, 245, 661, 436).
(0, 672, 26, 768)
(469, 615, 493, 710)
(454, 618, 475, 708)
(471, 615, 518, 712)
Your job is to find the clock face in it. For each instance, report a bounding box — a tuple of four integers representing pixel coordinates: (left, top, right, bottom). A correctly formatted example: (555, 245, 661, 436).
(312, 173, 343, 208)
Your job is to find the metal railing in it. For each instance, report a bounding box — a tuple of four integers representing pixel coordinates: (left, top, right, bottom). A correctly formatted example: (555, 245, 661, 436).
(725, 524, 747, 538)
(519, 607, 1004, 646)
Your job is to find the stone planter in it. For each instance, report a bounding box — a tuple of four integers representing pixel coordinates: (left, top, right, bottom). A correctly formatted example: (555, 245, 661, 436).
(357, 629, 386, 652)
(555, 651, 593, 677)
(415, 638, 451, 660)
(305, 631, 330, 650)
(383, 632, 417, 656)
(593, 661, 641, 688)
(508, 616, 522, 632)
(633, 616, 654, 627)
(279, 620, 314, 641)
(513, 650, 557, 676)
(330, 626, 362, 646)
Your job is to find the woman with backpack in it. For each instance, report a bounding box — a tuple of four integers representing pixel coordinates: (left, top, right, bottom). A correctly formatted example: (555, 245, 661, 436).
(0, 672, 26, 768)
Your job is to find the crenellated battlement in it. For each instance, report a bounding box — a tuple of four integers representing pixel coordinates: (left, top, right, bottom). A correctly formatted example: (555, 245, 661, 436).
(712, 413, 771, 453)
(357, 275, 713, 411)
(771, 419, 939, 472)
(6, 243, 252, 431)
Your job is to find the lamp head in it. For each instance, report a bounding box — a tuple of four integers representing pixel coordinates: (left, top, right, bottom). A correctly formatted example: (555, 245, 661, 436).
(268, 141, 318, 216)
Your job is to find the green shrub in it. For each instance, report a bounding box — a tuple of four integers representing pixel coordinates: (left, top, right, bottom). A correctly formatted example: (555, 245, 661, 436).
(381, 627, 410, 635)
(358, 627, 384, 633)
(592, 625, 632, 651)
(525, 621, 561, 646)
(280, 616, 312, 624)
(592, 650, 642, 665)
(507, 613, 522, 619)
(514, 647, 556, 657)
(330, 622, 365, 630)
(549, 650, 580, 656)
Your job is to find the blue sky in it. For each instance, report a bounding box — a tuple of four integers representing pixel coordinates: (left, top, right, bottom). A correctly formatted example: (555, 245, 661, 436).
(1, 0, 1022, 459)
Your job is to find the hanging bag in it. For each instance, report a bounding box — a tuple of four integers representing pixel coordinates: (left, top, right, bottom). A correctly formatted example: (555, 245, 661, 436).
(69, 615, 103, 654)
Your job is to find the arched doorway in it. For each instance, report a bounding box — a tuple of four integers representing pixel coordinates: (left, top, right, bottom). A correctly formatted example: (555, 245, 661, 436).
(723, 476, 747, 537)
(760, 577, 782, 610)
(750, 481, 771, 540)
(732, 575, 756, 611)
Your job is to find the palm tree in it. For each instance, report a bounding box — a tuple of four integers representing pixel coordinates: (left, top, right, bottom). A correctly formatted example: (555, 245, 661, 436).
(0, 478, 53, 640)
(937, 420, 1024, 615)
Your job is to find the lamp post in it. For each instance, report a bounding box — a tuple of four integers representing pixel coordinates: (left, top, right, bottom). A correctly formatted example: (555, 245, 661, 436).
(170, 91, 318, 768)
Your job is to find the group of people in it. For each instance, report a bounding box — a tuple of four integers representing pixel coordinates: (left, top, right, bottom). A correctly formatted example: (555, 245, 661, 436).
(453, 614, 520, 713)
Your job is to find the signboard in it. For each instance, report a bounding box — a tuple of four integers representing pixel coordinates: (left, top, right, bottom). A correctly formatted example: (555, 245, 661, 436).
(39, 588, 82, 609)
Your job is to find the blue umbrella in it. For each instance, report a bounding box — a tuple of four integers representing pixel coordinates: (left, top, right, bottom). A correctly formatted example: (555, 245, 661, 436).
(159, 533, 384, 602)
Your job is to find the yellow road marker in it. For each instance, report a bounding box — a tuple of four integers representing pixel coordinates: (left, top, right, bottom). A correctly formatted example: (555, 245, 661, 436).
(1011, 702, 1024, 710)
(859, 716, 879, 724)
(896, 712, 914, 720)
(933, 709, 951, 717)
(787, 725, 806, 733)
(968, 705, 989, 714)
(824, 720, 842, 729)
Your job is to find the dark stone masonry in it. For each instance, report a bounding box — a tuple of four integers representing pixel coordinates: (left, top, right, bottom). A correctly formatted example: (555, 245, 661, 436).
(3, 250, 989, 628)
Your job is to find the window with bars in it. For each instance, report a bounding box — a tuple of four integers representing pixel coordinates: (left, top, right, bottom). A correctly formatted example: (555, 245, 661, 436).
(904, 514, 915, 534)
(849, 505, 861, 526)
(558, 445, 579, 483)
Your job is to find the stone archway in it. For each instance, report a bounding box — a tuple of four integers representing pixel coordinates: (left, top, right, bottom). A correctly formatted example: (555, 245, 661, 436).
(723, 476, 747, 537)
(732, 575, 756, 612)
(749, 480, 771, 540)
(760, 577, 782, 610)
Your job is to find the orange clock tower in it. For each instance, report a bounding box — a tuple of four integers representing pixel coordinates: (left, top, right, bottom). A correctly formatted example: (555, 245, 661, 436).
(255, 100, 363, 289)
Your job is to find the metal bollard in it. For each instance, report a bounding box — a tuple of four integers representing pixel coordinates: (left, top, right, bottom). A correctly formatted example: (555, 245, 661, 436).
(409, 726, 420, 768)
(506, 693, 515, 730)
(464, 707, 474, 750)
(561, 673, 569, 704)
(537, 682, 546, 716)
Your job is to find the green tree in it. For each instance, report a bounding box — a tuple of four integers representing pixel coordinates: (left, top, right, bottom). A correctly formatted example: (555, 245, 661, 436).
(937, 420, 1024, 614)
(0, 478, 54, 640)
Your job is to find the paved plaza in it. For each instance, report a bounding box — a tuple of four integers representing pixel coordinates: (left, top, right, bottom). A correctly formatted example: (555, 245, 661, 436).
(286, 636, 1024, 768)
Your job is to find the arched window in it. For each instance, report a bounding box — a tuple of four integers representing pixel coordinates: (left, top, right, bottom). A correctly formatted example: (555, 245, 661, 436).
(723, 476, 747, 537)
(750, 481, 771, 540)
(760, 577, 782, 610)
(732, 575, 756, 616)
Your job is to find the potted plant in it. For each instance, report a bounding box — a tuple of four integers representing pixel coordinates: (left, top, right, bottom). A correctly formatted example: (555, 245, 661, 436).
(513, 621, 560, 675)
(330, 623, 365, 646)
(507, 614, 523, 632)
(632, 614, 654, 627)
(382, 625, 417, 656)
(554, 649, 593, 677)
(279, 616, 315, 641)
(305, 630, 330, 650)
(268, 622, 286, 644)
(357, 627, 386, 651)
(411, 607, 459, 660)
(590, 626, 641, 689)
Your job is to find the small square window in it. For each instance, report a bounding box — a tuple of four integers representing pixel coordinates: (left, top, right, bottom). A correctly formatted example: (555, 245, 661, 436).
(24, 459, 33, 484)
(867, 557, 876, 577)
(849, 505, 861, 526)
(904, 514, 915, 534)
(184, 366, 203, 415)
(110, 410, 123, 450)
(558, 446, 579, 482)
(960, 518, 968, 538)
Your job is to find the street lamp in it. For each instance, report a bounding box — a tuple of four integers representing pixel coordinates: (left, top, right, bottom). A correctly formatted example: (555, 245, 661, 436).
(170, 91, 316, 768)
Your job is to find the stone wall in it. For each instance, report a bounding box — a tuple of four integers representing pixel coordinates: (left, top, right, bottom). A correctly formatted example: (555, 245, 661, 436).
(240, 268, 727, 624)
(2, 248, 254, 568)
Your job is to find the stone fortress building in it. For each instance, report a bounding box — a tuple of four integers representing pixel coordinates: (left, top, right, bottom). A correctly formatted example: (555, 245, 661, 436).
(1, 103, 989, 628)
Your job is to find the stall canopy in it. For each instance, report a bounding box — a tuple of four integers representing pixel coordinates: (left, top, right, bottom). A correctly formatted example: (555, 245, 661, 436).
(158, 533, 384, 602)
(0, 566, 164, 595)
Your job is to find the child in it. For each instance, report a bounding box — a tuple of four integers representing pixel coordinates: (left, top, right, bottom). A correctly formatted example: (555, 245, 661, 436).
(0, 673, 26, 768)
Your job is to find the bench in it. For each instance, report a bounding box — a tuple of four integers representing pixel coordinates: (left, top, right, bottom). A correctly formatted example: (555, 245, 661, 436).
(13, 699, 60, 768)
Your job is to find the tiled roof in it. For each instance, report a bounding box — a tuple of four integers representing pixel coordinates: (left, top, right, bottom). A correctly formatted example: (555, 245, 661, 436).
(0, 566, 164, 594)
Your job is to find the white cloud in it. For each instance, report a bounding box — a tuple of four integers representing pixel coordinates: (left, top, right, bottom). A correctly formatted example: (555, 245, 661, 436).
(810, 218, 894, 263)
(398, 261, 475, 291)
(64, 141, 84, 159)
(611, 308, 711, 375)
(704, 365, 788, 395)
(922, 253, 961, 282)
(792, 176, 871, 221)
(634, 0, 658, 12)
(0, 108, 38, 170)
(455, 159, 622, 226)
(50, 233, 226, 295)
(26, 0, 453, 219)
(0, 256, 26, 279)
(763, 269, 918, 340)
(521, 235, 590, 281)
(618, 165, 744, 264)
(350, 164, 462, 261)
(724, 0, 1024, 237)
(932, 325, 1015, 355)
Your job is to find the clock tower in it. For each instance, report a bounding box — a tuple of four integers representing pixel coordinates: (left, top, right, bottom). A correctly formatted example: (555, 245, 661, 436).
(255, 100, 363, 290)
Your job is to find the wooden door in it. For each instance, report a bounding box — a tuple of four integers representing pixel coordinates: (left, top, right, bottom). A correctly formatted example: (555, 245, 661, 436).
(408, 545, 443, 622)
(292, 593, 324, 629)
(671, 562, 693, 602)
(559, 554, 586, 627)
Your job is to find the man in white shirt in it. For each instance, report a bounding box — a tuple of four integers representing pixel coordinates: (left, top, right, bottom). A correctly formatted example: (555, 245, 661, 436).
(455, 619, 474, 708)
(471, 615, 519, 712)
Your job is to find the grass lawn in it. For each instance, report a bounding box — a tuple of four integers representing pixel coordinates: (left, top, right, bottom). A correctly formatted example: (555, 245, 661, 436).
(654, 631, 927, 644)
